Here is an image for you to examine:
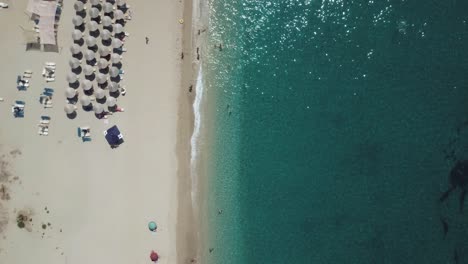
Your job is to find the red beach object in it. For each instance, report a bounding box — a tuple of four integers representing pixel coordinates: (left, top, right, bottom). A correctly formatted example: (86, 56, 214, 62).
(150, 251, 159, 262)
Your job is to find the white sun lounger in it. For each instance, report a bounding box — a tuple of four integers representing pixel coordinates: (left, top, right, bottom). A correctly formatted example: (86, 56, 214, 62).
(45, 62, 56, 67)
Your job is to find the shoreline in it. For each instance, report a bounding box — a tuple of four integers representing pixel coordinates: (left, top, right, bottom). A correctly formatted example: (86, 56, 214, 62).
(175, 0, 198, 263)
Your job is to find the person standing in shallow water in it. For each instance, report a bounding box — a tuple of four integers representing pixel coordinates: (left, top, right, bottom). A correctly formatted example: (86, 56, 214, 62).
(145, 37, 149, 44)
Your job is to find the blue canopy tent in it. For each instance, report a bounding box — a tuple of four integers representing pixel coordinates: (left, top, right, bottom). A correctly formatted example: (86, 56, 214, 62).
(104, 125, 124, 148)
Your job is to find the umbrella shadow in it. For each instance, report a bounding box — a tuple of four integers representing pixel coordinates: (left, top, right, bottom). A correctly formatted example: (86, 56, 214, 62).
(101, 54, 111, 61)
(113, 62, 122, 69)
(72, 66, 82, 75)
(113, 48, 124, 55)
(99, 67, 110, 74)
(69, 81, 80, 89)
(67, 96, 79, 105)
(84, 88, 94, 96)
(82, 104, 93, 112)
(108, 105, 117, 112)
(98, 82, 109, 89)
(96, 97, 107, 104)
(119, 6, 129, 13)
(95, 5, 102, 11)
(75, 24, 85, 32)
(103, 25, 113, 32)
(67, 112, 78, 119)
(102, 39, 112, 46)
(74, 38, 85, 46)
(85, 73, 96, 81)
(86, 58, 97, 66)
(109, 90, 121, 98)
(73, 52, 83, 60)
(77, 10, 87, 18)
(116, 19, 126, 26)
(110, 76, 122, 83)
(88, 45, 99, 53)
(90, 30, 100, 38)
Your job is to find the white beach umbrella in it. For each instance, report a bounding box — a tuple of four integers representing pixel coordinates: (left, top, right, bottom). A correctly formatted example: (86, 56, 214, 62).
(111, 38, 123, 49)
(99, 46, 111, 57)
(102, 16, 113, 27)
(113, 24, 123, 34)
(88, 21, 99, 32)
(74, 1, 85, 12)
(89, 7, 100, 18)
(86, 36, 97, 47)
(101, 29, 112, 40)
(69, 58, 81, 69)
(109, 82, 120, 92)
(70, 44, 81, 55)
(114, 10, 124, 20)
(103, 2, 114, 14)
(96, 73, 107, 84)
(83, 65, 95, 76)
(72, 16, 84, 26)
(111, 53, 121, 64)
(84, 50, 96, 61)
(66, 72, 78, 83)
(72, 29, 83, 41)
(65, 88, 77, 99)
(64, 104, 77, 114)
(107, 97, 117, 107)
(94, 104, 104, 114)
(109, 67, 120, 78)
(97, 58, 109, 69)
(82, 79, 93, 91)
(80, 96, 91, 106)
(116, 0, 126, 7)
(95, 88, 106, 99)
(90, 0, 100, 6)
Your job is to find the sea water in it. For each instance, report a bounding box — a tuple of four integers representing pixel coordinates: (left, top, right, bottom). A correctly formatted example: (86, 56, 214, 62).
(200, 0, 468, 263)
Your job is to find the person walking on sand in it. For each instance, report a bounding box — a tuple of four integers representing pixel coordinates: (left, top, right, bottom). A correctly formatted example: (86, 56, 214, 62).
(145, 37, 149, 44)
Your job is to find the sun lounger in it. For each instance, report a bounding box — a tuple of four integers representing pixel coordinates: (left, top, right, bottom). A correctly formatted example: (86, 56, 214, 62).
(38, 127, 49, 136)
(41, 116, 51, 120)
(44, 88, 54, 93)
(45, 77, 55, 82)
(45, 62, 56, 67)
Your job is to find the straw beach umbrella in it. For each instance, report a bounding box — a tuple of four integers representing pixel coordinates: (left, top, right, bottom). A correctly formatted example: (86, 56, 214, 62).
(101, 30, 112, 41)
(69, 58, 81, 69)
(88, 21, 99, 32)
(113, 24, 124, 34)
(70, 44, 81, 55)
(107, 96, 116, 108)
(95, 88, 106, 100)
(94, 104, 104, 114)
(83, 65, 94, 76)
(66, 72, 78, 83)
(99, 46, 111, 57)
(65, 88, 77, 99)
(89, 7, 100, 19)
(103, 2, 114, 14)
(96, 73, 107, 84)
(97, 58, 109, 69)
(72, 29, 83, 41)
(109, 82, 120, 92)
(112, 38, 123, 49)
(84, 50, 96, 61)
(114, 9, 124, 20)
(111, 53, 121, 64)
(117, 0, 126, 7)
(86, 36, 97, 48)
(109, 67, 120, 78)
(90, 0, 100, 6)
(74, 1, 85, 12)
(64, 104, 77, 114)
(80, 96, 91, 106)
(82, 80, 93, 91)
(102, 16, 113, 27)
(72, 16, 84, 26)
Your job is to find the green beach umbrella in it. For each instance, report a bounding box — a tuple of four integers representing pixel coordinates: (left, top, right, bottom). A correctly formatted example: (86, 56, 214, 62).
(148, 221, 157, 231)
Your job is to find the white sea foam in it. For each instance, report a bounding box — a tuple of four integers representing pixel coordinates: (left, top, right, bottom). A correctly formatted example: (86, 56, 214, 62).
(190, 65, 204, 210)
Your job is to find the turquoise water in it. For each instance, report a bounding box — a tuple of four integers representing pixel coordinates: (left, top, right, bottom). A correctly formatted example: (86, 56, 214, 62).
(202, 0, 468, 263)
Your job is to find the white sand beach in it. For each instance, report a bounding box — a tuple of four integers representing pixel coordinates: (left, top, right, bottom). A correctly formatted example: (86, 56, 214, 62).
(0, 0, 196, 263)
